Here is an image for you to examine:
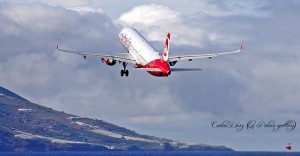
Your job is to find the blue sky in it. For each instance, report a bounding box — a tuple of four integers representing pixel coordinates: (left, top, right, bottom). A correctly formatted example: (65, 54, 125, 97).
(0, 0, 299, 151)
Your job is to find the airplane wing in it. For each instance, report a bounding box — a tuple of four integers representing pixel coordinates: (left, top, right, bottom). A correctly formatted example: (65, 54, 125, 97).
(168, 41, 243, 62)
(56, 39, 136, 64)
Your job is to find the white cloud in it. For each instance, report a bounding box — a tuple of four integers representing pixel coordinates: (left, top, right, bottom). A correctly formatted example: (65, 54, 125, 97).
(27, 0, 91, 8)
(1, 3, 72, 33)
(119, 4, 181, 26)
(68, 6, 104, 14)
(118, 4, 209, 47)
(189, 0, 268, 17)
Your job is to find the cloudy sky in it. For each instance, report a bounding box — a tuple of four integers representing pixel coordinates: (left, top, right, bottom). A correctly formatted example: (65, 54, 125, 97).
(0, 0, 299, 151)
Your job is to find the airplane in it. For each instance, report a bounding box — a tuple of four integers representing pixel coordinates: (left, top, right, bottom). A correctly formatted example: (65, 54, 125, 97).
(56, 27, 243, 77)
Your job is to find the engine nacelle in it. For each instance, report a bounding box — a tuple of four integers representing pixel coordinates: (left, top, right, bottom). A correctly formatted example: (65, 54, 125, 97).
(169, 61, 177, 66)
(101, 58, 116, 66)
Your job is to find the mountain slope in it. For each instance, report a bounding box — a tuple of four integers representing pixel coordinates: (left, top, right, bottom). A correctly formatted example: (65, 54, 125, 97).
(0, 86, 233, 152)
(0, 86, 28, 102)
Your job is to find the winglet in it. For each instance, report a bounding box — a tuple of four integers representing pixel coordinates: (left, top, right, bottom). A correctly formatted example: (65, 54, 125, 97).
(162, 32, 170, 62)
(240, 40, 244, 51)
(56, 38, 60, 49)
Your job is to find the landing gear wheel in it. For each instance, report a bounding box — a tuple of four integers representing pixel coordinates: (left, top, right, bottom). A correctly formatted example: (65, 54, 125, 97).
(120, 62, 129, 77)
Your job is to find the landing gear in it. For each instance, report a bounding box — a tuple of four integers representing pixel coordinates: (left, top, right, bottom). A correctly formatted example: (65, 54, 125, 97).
(120, 70, 129, 77)
(120, 62, 129, 77)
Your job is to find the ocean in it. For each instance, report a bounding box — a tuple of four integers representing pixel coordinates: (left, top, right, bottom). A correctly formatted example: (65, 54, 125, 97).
(0, 151, 298, 156)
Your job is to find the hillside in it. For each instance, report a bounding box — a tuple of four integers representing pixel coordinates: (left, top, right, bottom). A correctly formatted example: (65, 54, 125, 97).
(0, 86, 233, 152)
(0, 86, 28, 102)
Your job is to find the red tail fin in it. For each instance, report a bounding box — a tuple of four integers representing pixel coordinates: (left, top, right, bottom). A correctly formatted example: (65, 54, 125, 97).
(162, 33, 170, 62)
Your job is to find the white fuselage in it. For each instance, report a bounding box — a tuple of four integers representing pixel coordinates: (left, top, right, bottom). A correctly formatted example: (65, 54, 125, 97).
(119, 28, 160, 66)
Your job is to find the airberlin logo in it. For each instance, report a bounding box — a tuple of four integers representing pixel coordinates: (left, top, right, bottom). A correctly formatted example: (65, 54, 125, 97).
(120, 33, 131, 49)
(211, 120, 296, 132)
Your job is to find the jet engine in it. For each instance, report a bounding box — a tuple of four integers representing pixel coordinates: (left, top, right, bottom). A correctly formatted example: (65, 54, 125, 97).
(169, 61, 177, 66)
(101, 58, 116, 66)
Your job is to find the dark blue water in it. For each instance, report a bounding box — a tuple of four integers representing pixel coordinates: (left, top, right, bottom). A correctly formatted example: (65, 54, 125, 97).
(0, 151, 298, 156)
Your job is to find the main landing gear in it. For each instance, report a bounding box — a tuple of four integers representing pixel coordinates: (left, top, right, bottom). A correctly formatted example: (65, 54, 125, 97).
(121, 62, 129, 77)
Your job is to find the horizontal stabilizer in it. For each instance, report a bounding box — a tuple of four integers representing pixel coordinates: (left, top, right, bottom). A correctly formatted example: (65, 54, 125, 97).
(171, 68, 202, 72)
